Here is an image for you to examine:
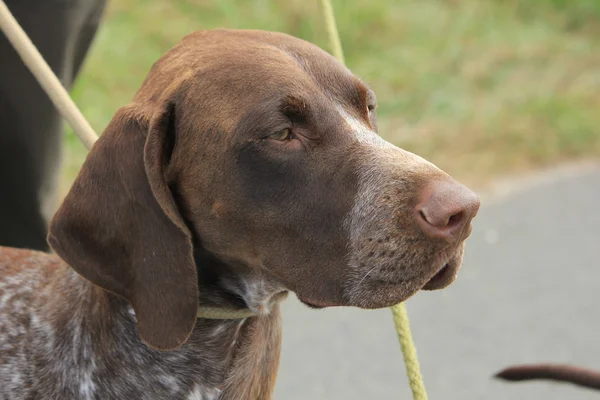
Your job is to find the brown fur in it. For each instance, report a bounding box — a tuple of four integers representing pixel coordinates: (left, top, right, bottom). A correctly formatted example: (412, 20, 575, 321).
(0, 29, 479, 399)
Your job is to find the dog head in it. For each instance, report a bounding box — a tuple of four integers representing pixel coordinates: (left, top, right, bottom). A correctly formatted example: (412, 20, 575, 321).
(49, 29, 479, 350)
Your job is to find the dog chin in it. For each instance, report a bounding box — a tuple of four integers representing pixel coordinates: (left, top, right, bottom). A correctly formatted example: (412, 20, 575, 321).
(297, 250, 464, 310)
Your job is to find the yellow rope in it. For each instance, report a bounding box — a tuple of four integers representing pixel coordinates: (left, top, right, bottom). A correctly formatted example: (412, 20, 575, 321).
(197, 306, 256, 320)
(392, 304, 428, 400)
(318, 1, 428, 399)
(319, 0, 345, 64)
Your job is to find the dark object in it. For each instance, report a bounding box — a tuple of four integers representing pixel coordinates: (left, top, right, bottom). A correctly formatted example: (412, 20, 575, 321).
(496, 364, 600, 391)
(0, 0, 106, 250)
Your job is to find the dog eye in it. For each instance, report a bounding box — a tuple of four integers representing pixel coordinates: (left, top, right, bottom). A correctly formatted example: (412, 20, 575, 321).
(268, 128, 293, 141)
(367, 104, 376, 113)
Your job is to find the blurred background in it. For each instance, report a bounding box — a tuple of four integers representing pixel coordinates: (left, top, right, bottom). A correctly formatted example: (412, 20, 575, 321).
(14, 0, 600, 398)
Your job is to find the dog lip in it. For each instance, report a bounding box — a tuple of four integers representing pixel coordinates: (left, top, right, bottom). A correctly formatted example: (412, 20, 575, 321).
(422, 259, 456, 290)
(298, 298, 326, 309)
(297, 297, 342, 309)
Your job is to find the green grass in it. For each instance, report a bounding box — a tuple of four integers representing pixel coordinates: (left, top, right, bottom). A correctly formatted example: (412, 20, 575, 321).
(61, 0, 600, 196)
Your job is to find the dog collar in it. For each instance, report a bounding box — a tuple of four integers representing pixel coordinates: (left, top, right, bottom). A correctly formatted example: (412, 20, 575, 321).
(197, 306, 257, 320)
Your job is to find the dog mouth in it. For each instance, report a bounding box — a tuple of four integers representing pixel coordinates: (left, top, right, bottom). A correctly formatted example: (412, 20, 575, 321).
(421, 255, 460, 291)
(297, 296, 340, 309)
(298, 248, 464, 309)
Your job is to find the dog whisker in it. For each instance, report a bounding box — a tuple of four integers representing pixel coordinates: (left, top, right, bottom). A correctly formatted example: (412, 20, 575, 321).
(357, 264, 381, 287)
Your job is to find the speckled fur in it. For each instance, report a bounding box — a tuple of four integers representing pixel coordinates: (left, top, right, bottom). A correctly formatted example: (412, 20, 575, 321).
(0, 247, 281, 399)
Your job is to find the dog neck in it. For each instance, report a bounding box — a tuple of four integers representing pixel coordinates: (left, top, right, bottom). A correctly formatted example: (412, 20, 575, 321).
(194, 247, 289, 317)
(30, 259, 284, 399)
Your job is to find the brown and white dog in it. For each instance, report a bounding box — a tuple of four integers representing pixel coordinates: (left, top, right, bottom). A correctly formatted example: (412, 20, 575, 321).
(0, 29, 480, 399)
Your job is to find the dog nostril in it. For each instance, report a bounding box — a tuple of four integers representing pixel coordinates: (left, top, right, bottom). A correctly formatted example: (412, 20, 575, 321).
(447, 211, 463, 228)
(420, 208, 464, 229)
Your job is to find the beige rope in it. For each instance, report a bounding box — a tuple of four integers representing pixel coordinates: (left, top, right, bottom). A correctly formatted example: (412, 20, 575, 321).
(318, 1, 429, 399)
(319, 0, 345, 64)
(0, 0, 98, 150)
(197, 307, 256, 320)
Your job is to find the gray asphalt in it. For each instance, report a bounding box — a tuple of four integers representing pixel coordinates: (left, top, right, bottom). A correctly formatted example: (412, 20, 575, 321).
(273, 163, 600, 400)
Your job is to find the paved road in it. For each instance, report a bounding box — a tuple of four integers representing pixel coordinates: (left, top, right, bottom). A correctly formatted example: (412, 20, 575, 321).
(274, 163, 600, 400)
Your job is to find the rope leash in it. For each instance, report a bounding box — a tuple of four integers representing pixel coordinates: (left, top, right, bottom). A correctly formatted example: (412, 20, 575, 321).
(197, 307, 257, 320)
(318, 1, 428, 399)
(392, 302, 428, 400)
(319, 0, 345, 65)
(2, 1, 428, 397)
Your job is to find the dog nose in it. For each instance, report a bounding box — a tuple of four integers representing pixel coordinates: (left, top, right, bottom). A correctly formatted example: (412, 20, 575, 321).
(415, 179, 480, 243)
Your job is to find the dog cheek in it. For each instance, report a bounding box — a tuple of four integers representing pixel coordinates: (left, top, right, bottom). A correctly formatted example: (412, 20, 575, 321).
(340, 152, 442, 305)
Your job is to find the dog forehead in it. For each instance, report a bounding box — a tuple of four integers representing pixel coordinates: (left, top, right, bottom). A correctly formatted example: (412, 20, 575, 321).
(181, 29, 330, 60)
(180, 29, 357, 88)
(136, 29, 362, 110)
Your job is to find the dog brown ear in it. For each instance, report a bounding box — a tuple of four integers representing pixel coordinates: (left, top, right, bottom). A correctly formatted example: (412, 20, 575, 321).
(48, 101, 198, 351)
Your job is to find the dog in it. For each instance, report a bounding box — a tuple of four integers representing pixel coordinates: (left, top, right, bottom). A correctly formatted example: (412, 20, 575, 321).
(0, 29, 480, 399)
